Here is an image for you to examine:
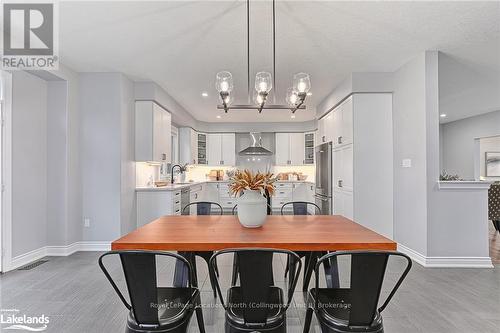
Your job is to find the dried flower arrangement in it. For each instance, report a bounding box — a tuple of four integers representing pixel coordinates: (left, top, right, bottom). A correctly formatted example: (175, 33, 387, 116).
(229, 169, 277, 196)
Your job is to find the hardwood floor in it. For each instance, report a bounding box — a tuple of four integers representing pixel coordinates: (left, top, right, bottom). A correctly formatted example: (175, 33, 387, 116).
(490, 221, 500, 264)
(0, 252, 499, 333)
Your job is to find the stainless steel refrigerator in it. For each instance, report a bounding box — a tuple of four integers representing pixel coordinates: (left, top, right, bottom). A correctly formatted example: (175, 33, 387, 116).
(315, 142, 332, 214)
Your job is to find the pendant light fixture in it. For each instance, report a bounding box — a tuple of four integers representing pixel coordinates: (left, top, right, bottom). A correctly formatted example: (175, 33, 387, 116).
(216, 0, 311, 114)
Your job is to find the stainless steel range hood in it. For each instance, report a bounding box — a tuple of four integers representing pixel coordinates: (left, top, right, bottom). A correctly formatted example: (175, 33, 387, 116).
(239, 132, 273, 156)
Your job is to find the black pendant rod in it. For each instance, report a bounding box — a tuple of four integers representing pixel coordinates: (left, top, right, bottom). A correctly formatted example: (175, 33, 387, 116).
(247, 0, 250, 103)
(272, 0, 276, 104)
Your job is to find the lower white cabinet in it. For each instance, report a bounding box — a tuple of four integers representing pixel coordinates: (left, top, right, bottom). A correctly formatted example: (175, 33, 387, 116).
(136, 190, 181, 228)
(271, 182, 315, 212)
(333, 189, 353, 220)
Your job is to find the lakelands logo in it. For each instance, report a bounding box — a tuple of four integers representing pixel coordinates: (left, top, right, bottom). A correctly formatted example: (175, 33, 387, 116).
(1, 1, 59, 70)
(0, 309, 49, 331)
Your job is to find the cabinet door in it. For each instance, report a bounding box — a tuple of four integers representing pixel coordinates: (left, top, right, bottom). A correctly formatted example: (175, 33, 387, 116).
(204, 183, 220, 203)
(221, 133, 236, 166)
(190, 129, 198, 164)
(341, 145, 353, 192)
(333, 145, 353, 192)
(332, 107, 342, 147)
(275, 133, 290, 165)
(333, 190, 353, 219)
(324, 111, 335, 143)
(163, 110, 172, 164)
(333, 148, 342, 191)
(292, 182, 308, 201)
(207, 134, 221, 165)
(341, 97, 353, 146)
(153, 104, 170, 162)
(318, 117, 326, 143)
(290, 133, 305, 165)
(304, 132, 315, 164)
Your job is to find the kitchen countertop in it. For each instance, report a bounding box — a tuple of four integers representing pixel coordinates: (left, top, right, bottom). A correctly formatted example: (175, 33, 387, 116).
(136, 180, 314, 192)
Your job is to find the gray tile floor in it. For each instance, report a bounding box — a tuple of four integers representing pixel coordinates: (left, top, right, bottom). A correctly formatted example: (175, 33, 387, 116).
(0, 252, 499, 333)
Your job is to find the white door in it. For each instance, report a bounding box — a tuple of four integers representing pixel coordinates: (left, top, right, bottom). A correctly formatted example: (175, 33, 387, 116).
(207, 134, 222, 165)
(275, 133, 290, 165)
(221, 133, 235, 166)
(289, 133, 305, 165)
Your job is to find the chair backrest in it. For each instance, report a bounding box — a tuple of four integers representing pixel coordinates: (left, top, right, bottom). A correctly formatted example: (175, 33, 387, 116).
(98, 250, 195, 327)
(280, 201, 321, 215)
(183, 201, 223, 215)
(232, 204, 273, 215)
(314, 251, 411, 327)
(210, 248, 301, 325)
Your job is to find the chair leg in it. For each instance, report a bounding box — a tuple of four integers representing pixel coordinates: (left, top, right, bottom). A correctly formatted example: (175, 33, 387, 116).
(195, 306, 206, 333)
(284, 256, 290, 278)
(213, 257, 220, 277)
(231, 254, 239, 286)
(303, 253, 316, 292)
(303, 307, 313, 333)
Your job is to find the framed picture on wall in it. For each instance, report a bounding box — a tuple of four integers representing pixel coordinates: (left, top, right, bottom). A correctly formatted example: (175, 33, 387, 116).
(486, 152, 500, 177)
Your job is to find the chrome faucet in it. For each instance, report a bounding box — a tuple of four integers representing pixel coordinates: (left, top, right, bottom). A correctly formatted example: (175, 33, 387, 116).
(171, 164, 183, 184)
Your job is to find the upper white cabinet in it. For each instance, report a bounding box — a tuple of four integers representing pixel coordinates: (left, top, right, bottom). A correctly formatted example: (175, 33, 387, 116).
(135, 101, 171, 163)
(179, 127, 198, 165)
(333, 97, 353, 147)
(207, 133, 235, 166)
(318, 111, 335, 144)
(276, 132, 312, 165)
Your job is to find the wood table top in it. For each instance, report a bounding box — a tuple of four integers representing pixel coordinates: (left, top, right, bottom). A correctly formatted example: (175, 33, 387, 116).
(112, 215, 396, 251)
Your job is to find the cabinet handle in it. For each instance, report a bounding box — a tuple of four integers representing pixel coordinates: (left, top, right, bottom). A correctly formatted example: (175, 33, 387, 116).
(338, 136, 343, 144)
(322, 135, 325, 142)
(161, 153, 167, 161)
(338, 180, 343, 188)
(195, 193, 198, 199)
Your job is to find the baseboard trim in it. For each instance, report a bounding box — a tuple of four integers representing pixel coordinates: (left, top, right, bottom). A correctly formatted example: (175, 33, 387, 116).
(9, 241, 112, 271)
(10, 247, 48, 271)
(398, 244, 494, 268)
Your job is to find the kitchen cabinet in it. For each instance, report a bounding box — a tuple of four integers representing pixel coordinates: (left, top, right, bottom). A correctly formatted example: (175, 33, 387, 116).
(135, 101, 171, 162)
(304, 132, 315, 164)
(207, 133, 235, 166)
(332, 97, 353, 147)
(204, 183, 220, 202)
(272, 182, 315, 212)
(179, 127, 198, 165)
(275, 133, 307, 165)
(197, 133, 207, 164)
(328, 93, 393, 239)
(333, 189, 353, 220)
(333, 145, 353, 192)
(136, 190, 181, 227)
(318, 111, 335, 144)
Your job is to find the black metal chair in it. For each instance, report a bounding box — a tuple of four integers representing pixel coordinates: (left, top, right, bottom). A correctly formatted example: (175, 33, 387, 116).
(281, 201, 327, 292)
(209, 248, 302, 333)
(182, 201, 223, 298)
(303, 251, 412, 333)
(230, 204, 273, 286)
(99, 250, 205, 333)
(280, 201, 321, 216)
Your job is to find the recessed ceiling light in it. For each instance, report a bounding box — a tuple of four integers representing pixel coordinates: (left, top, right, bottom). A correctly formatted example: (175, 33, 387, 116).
(291, 114, 296, 119)
(201, 92, 208, 97)
(216, 115, 221, 119)
(307, 92, 312, 96)
(440, 114, 447, 118)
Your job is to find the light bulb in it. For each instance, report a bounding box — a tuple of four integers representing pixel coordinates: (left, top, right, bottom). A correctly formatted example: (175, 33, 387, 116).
(255, 72, 272, 93)
(298, 81, 307, 93)
(286, 87, 299, 106)
(293, 73, 311, 93)
(216, 71, 233, 93)
(290, 93, 298, 104)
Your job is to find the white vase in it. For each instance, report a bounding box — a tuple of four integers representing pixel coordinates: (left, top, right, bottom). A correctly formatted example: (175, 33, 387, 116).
(237, 189, 267, 228)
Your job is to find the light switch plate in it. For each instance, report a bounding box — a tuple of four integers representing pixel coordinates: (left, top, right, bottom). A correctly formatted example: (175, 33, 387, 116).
(84, 218, 90, 227)
(402, 159, 412, 168)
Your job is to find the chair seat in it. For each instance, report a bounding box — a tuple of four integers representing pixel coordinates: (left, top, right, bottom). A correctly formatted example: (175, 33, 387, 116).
(226, 286, 285, 329)
(127, 287, 197, 331)
(308, 288, 383, 333)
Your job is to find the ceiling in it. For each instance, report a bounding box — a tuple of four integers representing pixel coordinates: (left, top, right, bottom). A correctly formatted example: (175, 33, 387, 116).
(59, 1, 500, 123)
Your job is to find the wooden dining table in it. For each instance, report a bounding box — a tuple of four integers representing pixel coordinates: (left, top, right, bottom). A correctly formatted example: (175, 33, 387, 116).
(112, 215, 396, 289)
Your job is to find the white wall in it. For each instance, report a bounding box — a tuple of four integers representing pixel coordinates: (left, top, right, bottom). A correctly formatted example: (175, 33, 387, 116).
(11, 71, 48, 257)
(81, 73, 135, 241)
(440, 110, 500, 179)
(392, 53, 429, 256)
